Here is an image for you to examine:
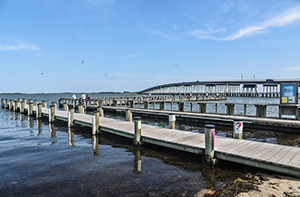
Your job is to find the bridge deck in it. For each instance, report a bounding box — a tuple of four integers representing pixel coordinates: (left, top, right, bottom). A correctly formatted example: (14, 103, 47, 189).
(10, 103, 300, 177)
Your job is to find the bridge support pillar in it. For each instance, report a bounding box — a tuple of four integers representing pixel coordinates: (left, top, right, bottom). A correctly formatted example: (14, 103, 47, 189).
(178, 102, 185, 112)
(256, 105, 267, 118)
(199, 103, 207, 113)
(226, 104, 235, 115)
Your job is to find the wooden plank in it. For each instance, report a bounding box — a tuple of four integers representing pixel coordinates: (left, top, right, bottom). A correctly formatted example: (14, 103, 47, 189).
(277, 148, 300, 166)
(268, 147, 294, 163)
(217, 140, 253, 154)
(227, 140, 259, 156)
(287, 149, 300, 167)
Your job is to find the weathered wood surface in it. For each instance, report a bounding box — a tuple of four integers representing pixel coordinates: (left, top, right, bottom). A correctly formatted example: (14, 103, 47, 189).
(14, 102, 300, 177)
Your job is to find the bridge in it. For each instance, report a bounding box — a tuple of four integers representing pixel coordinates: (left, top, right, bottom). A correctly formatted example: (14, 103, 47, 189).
(139, 78, 300, 97)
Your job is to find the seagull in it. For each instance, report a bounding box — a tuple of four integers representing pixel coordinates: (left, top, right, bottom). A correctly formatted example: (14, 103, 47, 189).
(41, 73, 43, 75)
(173, 64, 178, 66)
(105, 74, 107, 76)
(80, 60, 84, 65)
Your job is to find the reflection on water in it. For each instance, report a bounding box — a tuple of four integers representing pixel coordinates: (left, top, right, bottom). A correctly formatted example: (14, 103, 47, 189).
(49, 123, 56, 138)
(68, 127, 75, 146)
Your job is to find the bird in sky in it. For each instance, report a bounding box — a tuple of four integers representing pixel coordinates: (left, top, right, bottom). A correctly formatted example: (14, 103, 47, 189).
(173, 64, 178, 66)
(80, 60, 84, 65)
(41, 73, 43, 75)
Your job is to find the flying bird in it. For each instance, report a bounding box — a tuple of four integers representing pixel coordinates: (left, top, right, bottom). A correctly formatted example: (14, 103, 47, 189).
(173, 64, 178, 66)
(41, 73, 43, 75)
(80, 60, 84, 65)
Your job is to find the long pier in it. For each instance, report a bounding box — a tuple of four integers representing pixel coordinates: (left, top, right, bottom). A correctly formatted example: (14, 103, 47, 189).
(57, 96, 300, 132)
(2, 98, 300, 178)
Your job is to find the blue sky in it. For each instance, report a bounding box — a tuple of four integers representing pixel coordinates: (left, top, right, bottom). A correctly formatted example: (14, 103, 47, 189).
(1, 0, 300, 93)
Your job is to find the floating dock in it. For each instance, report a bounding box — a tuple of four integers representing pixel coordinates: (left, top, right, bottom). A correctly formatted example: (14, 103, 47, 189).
(2, 98, 300, 178)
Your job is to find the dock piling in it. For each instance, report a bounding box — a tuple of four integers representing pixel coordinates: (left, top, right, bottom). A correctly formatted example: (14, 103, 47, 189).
(1, 98, 4, 108)
(42, 101, 47, 108)
(49, 105, 55, 122)
(68, 107, 74, 127)
(37, 103, 42, 119)
(14, 100, 18, 112)
(133, 117, 142, 145)
(169, 113, 176, 129)
(204, 124, 216, 166)
(126, 108, 132, 122)
(78, 104, 84, 114)
(94, 110, 100, 134)
(28, 101, 33, 116)
(20, 101, 25, 113)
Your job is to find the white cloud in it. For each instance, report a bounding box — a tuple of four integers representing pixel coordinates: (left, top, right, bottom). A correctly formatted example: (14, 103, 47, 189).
(190, 5, 300, 41)
(189, 29, 226, 39)
(223, 5, 300, 41)
(174, 24, 177, 30)
(0, 42, 40, 51)
(127, 55, 136, 58)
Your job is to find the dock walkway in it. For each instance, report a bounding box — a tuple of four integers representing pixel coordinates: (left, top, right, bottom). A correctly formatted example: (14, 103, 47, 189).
(3, 101, 300, 178)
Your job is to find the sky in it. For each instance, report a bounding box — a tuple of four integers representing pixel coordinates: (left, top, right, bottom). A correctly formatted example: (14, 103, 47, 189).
(1, 0, 300, 93)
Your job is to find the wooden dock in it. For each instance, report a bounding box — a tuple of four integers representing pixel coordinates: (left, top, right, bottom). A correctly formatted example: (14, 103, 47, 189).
(2, 99, 300, 178)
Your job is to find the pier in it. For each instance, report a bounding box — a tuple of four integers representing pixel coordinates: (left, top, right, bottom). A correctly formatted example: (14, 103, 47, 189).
(57, 96, 300, 132)
(139, 78, 300, 97)
(2, 98, 300, 178)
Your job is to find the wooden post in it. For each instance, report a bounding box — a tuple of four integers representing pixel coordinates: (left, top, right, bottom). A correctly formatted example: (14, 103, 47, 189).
(113, 100, 117, 107)
(14, 100, 18, 112)
(1, 98, 4, 108)
(37, 103, 42, 119)
(22, 98, 26, 105)
(49, 105, 55, 122)
(160, 102, 166, 110)
(92, 116, 96, 135)
(94, 110, 100, 134)
(5, 99, 8, 109)
(226, 104, 235, 115)
(9, 100, 13, 110)
(96, 106, 104, 117)
(28, 101, 34, 116)
(244, 104, 247, 116)
(42, 100, 47, 108)
(204, 124, 216, 166)
(144, 101, 149, 109)
(20, 101, 25, 113)
(63, 103, 69, 111)
(126, 108, 132, 122)
(199, 103, 207, 113)
(18, 98, 22, 103)
(256, 105, 267, 118)
(78, 104, 84, 114)
(34, 100, 38, 106)
(68, 107, 75, 127)
(179, 102, 185, 112)
(133, 117, 142, 145)
(215, 103, 218, 114)
(171, 102, 173, 111)
(169, 113, 176, 129)
(233, 119, 243, 139)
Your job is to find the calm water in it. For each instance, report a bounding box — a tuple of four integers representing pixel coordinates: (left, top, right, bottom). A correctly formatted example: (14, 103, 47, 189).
(0, 94, 299, 196)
